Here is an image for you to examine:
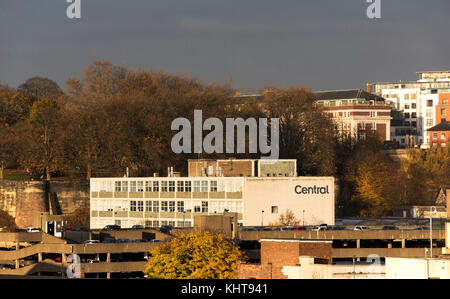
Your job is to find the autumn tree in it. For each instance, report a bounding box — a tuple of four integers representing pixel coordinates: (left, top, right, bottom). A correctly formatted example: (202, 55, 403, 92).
(144, 232, 244, 279)
(0, 209, 17, 231)
(64, 207, 90, 228)
(276, 209, 300, 226)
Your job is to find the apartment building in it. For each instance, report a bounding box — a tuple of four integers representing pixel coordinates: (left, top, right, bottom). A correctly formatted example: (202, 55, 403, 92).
(314, 89, 391, 140)
(368, 71, 450, 148)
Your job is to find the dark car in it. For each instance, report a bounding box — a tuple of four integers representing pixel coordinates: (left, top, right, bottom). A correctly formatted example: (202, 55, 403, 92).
(131, 225, 144, 230)
(159, 225, 173, 234)
(280, 226, 308, 231)
(115, 238, 131, 243)
(74, 227, 89, 232)
(381, 225, 400, 230)
(101, 238, 115, 243)
(415, 227, 429, 230)
(102, 225, 121, 231)
(11, 228, 27, 233)
(240, 227, 257, 231)
(327, 226, 347, 231)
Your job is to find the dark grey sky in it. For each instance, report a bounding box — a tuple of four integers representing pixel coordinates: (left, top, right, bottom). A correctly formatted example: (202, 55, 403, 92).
(1, 0, 449, 91)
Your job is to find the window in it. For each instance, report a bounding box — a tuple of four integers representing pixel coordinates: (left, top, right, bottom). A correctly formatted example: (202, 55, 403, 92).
(194, 181, 201, 192)
(412, 103, 416, 109)
(404, 104, 410, 109)
(411, 94, 417, 100)
(169, 201, 175, 212)
(201, 201, 208, 213)
(145, 181, 151, 192)
(177, 181, 184, 192)
(137, 181, 144, 192)
(427, 100, 433, 107)
(130, 181, 136, 192)
(433, 133, 438, 139)
(161, 201, 168, 212)
(161, 181, 168, 192)
(444, 99, 449, 105)
(411, 112, 417, 118)
(121, 181, 128, 192)
(169, 181, 175, 192)
(426, 109, 433, 117)
(405, 113, 410, 119)
(441, 133, 446, 140)
(427, 119, 433, 127)
(169, 221, 175, 227)
(138, 201, 144, 212)
(130, 201, 137, 212)
(441, 108, 447, 116)
(210, 181, 217, 192)
(177, 201, 184, 212)
(201, 181, 208, 192)
(370, 111, 376, 117)
(153, 201, 159, 212)
(271, 206, 278, 214)
(194, 206, 201, 213)
(153, 181, 159, 192)
(185, 181, 191, 192)
(115, 181, 121, 192)
(404, 94, 410, 100)
(145, 201, 152, 212)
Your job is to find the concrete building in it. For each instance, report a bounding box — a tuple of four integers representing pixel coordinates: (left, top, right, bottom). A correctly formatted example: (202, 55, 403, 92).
(369, 71, 450, 148)
(90, 159, 335, 229)
(314, 89, 391, 141)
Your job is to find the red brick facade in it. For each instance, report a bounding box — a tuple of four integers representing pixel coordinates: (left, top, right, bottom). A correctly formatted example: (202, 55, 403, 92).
(238, 240, 332, 279)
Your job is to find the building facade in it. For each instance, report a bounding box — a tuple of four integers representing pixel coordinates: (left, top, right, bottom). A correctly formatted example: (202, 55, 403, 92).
(314, 89, 391, 140)
(90, 174, 335, 229)
(369, 71, 450, 148)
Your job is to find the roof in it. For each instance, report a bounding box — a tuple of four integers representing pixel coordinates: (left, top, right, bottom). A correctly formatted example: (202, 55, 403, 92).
(427, 122, 450, 132)
(313, 89, 385, 102)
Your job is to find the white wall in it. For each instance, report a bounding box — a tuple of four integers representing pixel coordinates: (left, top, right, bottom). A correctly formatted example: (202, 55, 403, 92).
(386, 257, 450, 279)
(243, 177, 335, 226)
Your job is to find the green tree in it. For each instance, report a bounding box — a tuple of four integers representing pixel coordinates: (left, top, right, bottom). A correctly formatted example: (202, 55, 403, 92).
(144, 232, 244, 279)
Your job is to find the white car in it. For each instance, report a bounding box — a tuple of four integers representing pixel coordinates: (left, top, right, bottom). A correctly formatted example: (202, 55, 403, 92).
(83, 240, 100, 244)
(354, 226, 370, 231)
(26, 227, 41, 232)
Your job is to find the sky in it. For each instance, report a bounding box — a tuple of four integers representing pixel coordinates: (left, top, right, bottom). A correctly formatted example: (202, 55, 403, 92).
(0, 0, 449, 92)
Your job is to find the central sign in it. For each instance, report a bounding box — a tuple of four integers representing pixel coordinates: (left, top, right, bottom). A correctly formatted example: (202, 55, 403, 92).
(294, 185, 330, 195)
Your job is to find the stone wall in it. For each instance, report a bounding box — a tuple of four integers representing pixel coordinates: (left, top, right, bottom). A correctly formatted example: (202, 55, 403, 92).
(0, 180, 90, 228)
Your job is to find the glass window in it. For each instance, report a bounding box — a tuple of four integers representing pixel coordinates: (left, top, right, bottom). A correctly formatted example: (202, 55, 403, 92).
(153, 181, 159, 192)
(145, 181, 151, 192)
(433, 133, 438, 139)
(169, 181, 175, 192)
(201, 201, 208, 213)
(161, 201, 168, 212)
(201, 181, 208, 192)
(169, 221, 175, 227)
(130, 201, 137, 212)
(177, 181, 184, 192)
(210, 181, 217, 192)
(153, 201, 159, 212)
(137, 181, 144, 192)
(169, 201, 175, 212)
(138, 201, 144, 212)
(427, 100, 433, 107)
(194, 181, 201, 192)
(444, 99, 449, 105)
(130, 181, 136, 192)
(271, 206, 278, 214)
(115, 181, 121, 192)
(161, 181, 168, 192)
(145, 201, 152, 212)
(426, 109, 433, 117)
(122, 181, 128, 192)
(441, 108, 447, 116)
(441, 133, 446, 140)
(177, 201, 184, 212)
(194, 206, 201, 213)
(185, 181, 192, 192)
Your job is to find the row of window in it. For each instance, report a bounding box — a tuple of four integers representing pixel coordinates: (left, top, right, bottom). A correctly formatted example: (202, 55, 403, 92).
(114, 180, 218, 193)
(432, 132, 447, 140)
(129, 200, 209, 213)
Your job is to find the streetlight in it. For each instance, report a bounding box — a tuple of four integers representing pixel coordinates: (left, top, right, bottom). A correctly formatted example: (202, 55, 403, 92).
(430, 206, 437, 258)
(261, 210, 264, 227)
(302, 210, 305, 226)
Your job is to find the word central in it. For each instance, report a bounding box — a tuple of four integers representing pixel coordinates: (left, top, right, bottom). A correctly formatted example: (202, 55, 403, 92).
(171, 110, 279, 159)
(295, 185, 330, 195)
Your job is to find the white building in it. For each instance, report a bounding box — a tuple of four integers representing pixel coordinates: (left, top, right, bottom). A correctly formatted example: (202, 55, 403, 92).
(369, 71, 450, 148)
(385, 257, 450, 279)
(89, 176, 335, 229)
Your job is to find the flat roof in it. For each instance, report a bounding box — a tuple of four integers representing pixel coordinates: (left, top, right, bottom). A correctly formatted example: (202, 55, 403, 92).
(260, 238, 332, 243)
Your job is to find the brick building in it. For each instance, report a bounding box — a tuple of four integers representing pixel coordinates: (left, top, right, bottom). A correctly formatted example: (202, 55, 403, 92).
(238, 239, 332, 279)
(427, 122, 450, 147)
(314, 89, 391, 140)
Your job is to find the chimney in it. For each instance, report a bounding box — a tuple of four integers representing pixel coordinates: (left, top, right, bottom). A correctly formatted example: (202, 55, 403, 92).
(366, 83, 372, 93)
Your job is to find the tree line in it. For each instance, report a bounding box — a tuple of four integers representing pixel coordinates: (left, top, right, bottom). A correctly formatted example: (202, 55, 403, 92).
(1, 60, 449, 217)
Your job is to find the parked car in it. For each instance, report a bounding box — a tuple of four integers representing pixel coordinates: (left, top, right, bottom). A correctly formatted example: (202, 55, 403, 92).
(74, 227, 89, 232)
(26, 227, 41, 232)
(381, 226, 400, 230)
(240, 227, 257, 231)
(10, 228, 27, 233)
(83, 240, 100, 244)
(63, 227, 73, 232)
(150, 239, 161, 242)
(131, 225, 144, 230)
(312, 226, 327, 231)
(281, 226, 308, 231)
(354, 226, 370, 231)
(102, 225, 121, 231)
(115, 238, 131, 243)
(159, 225, 173, 234)
(415, 227, 429, 230)
(101, 238, 115, 243)
(132, 239, 146, 243)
